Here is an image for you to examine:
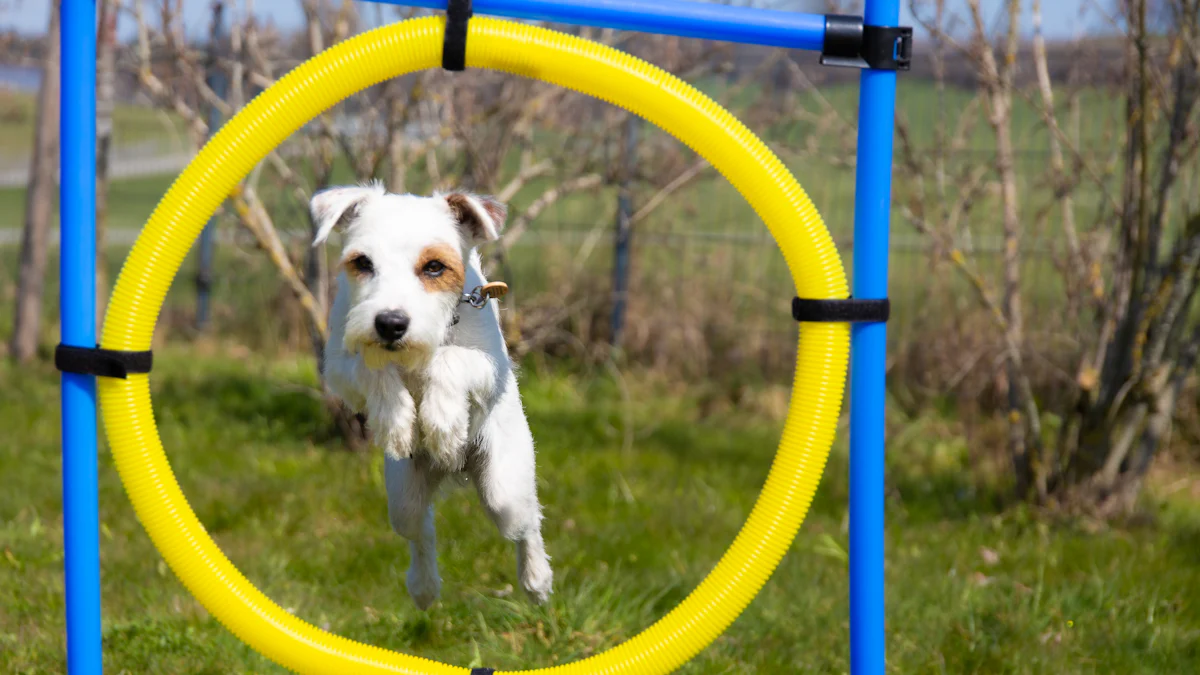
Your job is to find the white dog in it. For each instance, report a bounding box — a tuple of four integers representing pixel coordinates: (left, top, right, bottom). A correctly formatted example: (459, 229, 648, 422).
(311, 182, 552, 609)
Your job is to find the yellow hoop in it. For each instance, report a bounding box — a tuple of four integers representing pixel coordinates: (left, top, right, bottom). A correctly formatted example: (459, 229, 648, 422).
(98, 17, 849, 674)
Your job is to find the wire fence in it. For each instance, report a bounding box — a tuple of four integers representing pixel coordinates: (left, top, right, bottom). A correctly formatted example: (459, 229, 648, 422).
(0, 148, 1086, 369)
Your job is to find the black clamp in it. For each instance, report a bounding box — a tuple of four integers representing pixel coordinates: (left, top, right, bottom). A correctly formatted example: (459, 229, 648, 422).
(442, 0, 473, 71)
(195, 269, 214, 292)
(820, 14, 913, 71)
(55, 344, 153, 379)
(792, 297, 890, 324)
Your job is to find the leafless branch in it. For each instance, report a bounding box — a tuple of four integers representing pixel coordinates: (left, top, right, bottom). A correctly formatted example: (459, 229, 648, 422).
(501, 174, 604, 249)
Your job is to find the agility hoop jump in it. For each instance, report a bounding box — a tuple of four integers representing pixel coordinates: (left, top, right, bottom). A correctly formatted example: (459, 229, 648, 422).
(57, 1, 908, 674)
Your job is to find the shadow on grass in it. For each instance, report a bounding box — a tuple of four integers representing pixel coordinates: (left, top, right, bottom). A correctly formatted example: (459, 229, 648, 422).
(152, 368, 337, 446)
(525, 385, 1009, 527)
(1158, 507, 1200, 568)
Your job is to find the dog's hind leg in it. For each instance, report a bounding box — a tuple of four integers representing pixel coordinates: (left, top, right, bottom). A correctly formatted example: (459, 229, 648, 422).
(385, 455, 445, 610)
(471, 405, 553, 604)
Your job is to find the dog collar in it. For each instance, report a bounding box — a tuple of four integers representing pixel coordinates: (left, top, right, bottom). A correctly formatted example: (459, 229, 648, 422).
(451, 281, 508, 326)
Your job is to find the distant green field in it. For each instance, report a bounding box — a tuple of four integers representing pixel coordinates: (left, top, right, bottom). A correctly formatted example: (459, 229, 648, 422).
(0, 88, 188, 163)
(0, 77, 1137, 243)
(0, 78, 1175, 355)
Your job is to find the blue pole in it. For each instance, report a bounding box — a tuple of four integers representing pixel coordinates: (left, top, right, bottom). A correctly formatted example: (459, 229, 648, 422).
(389, 0, 826, 50)
(850, 1, 898, 674)
(61, 0, 102, 671)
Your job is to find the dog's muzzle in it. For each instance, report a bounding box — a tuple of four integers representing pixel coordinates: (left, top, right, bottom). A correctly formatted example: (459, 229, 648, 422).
(374, 310, 410, 345)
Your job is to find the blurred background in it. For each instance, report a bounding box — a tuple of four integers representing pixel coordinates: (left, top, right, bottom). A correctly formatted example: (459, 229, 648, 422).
(2, 0, 1199, 672)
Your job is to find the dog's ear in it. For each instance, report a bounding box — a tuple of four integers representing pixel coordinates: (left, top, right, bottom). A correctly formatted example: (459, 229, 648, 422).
(310, 184, 383, 247)
(443, 193, 506, 244)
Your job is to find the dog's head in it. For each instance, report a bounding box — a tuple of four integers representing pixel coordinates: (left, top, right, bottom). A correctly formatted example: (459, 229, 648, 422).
(311, 183, 506, 368)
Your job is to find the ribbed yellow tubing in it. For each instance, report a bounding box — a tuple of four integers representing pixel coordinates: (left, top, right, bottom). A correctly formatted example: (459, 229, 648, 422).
(99, 17, 849, 675)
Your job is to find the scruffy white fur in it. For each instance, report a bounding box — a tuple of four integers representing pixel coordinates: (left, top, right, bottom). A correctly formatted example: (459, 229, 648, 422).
(312, 183, 551, 609)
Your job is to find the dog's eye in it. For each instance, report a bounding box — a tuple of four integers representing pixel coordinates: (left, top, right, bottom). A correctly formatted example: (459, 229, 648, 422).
(350, 255, 374, 275)
(422, 260, 445, 277)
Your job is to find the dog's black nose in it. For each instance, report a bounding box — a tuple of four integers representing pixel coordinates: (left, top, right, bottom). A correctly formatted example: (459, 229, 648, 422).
(374, 311, 410, 343)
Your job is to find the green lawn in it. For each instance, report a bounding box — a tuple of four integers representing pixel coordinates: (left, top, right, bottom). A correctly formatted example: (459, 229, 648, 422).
(2, 352, 1198, 673)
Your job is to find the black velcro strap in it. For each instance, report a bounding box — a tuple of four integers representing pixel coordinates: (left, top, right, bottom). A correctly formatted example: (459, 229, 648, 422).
(792, 297, 890, 323)
(195, 270, 214, 292)
(55, 344, 153, 379)
(442, 0, 472, 71)
(470, 669, 495, 675)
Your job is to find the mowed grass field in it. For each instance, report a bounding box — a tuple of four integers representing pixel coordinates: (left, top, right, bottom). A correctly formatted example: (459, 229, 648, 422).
(2, 352, 1199, 673)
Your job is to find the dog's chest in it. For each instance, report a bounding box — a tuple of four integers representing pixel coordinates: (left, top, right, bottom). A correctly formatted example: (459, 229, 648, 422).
(396, 369, 432, 407)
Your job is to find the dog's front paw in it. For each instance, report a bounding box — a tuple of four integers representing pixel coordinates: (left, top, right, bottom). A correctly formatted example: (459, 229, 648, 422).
(406, 564, 441, 611)
(518, 551, 553, 605)
(368, 388, 417, 460)
(418, 386, 471, 468)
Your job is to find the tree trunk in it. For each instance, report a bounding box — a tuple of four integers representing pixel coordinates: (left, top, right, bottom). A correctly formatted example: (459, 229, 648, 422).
(610, 115, 637, 348)
(95, 0, 117, 324)
(300, 0, 365, 450)
(968, 0, 1042, 498)
(196, 0, 227, 331)
(303, 0, 333, 365)
(1054, 1, 1200, 512)
(10, 0, 61, 362)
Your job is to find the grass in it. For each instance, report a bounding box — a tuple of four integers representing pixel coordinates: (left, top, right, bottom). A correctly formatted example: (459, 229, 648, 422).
(0, 173, 179, 237)
(2, 351, 1199, 673)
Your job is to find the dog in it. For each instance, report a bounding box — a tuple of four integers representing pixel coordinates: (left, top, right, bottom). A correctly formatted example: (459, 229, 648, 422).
(311, 182, 552, 609)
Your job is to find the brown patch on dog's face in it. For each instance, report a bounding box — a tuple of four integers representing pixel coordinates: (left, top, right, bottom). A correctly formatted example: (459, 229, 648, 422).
(414, 243, 464, 294)
(342, 250, 375, 280)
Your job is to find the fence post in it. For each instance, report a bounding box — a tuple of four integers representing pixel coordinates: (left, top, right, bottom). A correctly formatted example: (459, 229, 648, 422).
(196, 1, 226, 331)
(610, 114, 638, 347)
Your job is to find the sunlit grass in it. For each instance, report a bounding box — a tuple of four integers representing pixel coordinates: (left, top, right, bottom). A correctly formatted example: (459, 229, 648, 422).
(1, 353, 1197, 673)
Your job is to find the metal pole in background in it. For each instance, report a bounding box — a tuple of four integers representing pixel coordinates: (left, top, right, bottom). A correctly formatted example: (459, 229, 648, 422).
(196, 1, 227, 331)
(609, 114, 638, 348)
(394, 0, 827, 50)
(850, 0, 899, 673)
(61, 0, 102, 670)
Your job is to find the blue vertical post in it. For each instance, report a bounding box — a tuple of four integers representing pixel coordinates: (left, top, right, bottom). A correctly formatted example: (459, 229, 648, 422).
(850, 1, 898, 674)
(61, 0, 102, 671)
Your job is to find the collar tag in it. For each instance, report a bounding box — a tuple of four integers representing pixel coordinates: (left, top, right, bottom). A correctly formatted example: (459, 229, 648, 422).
(461, 281, 509, 309)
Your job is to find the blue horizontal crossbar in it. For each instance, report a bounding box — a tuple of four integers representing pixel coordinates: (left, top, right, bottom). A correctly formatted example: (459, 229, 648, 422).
(382, 0, 827, 51)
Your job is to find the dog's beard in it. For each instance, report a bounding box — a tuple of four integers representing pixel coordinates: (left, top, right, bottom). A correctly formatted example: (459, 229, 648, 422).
(358, 341, 434, 370)
(342, 298, 454, 371)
